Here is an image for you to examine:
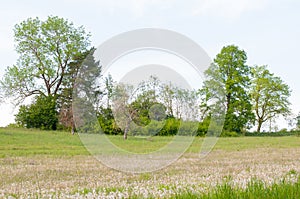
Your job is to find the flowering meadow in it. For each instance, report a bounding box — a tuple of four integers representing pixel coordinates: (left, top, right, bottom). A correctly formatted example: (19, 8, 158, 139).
(0, 129, 300, 198)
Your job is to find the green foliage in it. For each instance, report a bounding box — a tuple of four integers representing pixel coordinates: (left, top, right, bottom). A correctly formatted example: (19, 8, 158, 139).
(97, 107, 122, 135)
(58, 48, 100, 132)
(220, 131, 239, 137)
(130, 91, 162, 126)
(201, 45, 254, 133)
(100, 75, 203, 138)
(197, 116, 210, 136)
(3, 25, 292, 138)
(1, 16, 90, 103)
(158, 117, 180, 136)
(15, 95, 58, 130)
(279, 128, 288, 133)
(69, 48, 102, 133)
(245, 131, 299, 137)
(174, 177, 300, 199)
(251, 65, 291, 132)
(297, 113, 300, 130)
(5, 123, 22, 128)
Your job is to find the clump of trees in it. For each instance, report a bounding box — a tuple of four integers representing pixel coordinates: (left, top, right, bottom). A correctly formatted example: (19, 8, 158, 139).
(200, 45, 291, 133)
(1, 16, 93, 131)
(0, 16, 293, 135)
(99, 76, 200, 139)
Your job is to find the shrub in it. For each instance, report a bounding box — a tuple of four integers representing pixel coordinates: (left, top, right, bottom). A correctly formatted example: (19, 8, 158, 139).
(158, 117, 180, 136)
(220, 131, 239, 137)
(5, 123, 21, 128)
(197, 116, 210, 136)
(97, 108, 122, 135)
(15, 95, 58, 130)
(245, 131, 298, 137)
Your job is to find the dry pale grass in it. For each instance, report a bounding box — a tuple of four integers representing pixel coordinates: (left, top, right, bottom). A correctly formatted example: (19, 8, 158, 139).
(1, 147, 300, 198)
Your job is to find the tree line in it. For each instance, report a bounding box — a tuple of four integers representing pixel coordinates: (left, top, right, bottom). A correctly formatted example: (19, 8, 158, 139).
(0, 16, 296, 137)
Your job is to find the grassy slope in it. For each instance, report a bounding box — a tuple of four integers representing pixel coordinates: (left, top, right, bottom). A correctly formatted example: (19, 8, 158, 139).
(0, 128, 88, 157)
(1, 127, 300, 157)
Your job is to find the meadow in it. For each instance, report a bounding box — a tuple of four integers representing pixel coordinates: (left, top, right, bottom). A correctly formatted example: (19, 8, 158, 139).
(1, 128, 300, 198)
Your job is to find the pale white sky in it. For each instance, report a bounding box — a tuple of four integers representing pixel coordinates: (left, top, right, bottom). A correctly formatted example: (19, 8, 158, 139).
(0, 0, 300, 129)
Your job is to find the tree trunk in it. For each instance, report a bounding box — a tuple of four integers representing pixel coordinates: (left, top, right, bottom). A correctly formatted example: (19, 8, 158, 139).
(123, 122, 129, 140)
(71, 125, 75, 135)
(257, 119, 262, 133)
(123, 129, 128, 140)
(226, 93, 231, 112)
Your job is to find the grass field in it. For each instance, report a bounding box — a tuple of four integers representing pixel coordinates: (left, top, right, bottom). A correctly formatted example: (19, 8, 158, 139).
(1, 127, 300, 198)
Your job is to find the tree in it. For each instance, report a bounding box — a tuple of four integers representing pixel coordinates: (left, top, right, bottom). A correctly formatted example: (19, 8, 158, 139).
(296, 113, 300, 130)
(103, 74, 114, 109)
(201, 45, 254, 133)
(97, 107, 122, 135)
(172, 87, 199, 121)
(130, 90, 157, 126)
(112, 83, 137, 139)
(15, 95, 58, 130)
(57, 48, 97, 133)
(109, 76, 202, 138)
(161, 83, 174, 117)
(251, 65, 291, 132)
(96, 74, 119, 135)
(72, 49, 102, 133)
(1, 16, 90, 103)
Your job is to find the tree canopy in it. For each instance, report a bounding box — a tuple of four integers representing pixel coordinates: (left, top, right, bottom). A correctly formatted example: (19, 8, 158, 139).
(251, 65, 291, 132)
(0, 16, 293, 134)
(201, 45, 254, 133)
(1, 16, 90, 103)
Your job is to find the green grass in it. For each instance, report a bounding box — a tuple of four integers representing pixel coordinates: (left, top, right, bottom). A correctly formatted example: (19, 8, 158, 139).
(0, 127, 89, 157)
(198, 136, 300, 151)
(172, 178, 300, 199)
(103, 135, 174, 153)
(0, 127, 300, 157)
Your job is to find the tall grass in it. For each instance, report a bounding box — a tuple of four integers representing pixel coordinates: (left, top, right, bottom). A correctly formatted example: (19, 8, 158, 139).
(173, 178, 300, 199)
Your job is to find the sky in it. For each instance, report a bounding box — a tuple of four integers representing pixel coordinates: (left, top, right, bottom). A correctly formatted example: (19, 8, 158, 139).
(0, 0, 300, 129)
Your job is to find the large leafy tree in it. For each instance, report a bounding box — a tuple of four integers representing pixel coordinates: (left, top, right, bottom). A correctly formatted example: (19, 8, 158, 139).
(251, 65, 291, 132)
(1, 16, 90, 103)
(201, 45, 254, 133)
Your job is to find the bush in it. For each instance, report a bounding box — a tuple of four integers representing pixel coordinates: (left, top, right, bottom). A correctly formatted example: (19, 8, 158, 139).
(177, 121, 198, 136)
(158, 117, 180, 136)
(197, 116, 210, 136)
(15, 95, 58, 130)
(5, 123, 21, 128)
(220, 131, 239, 137)
(279, 128, 288, 133)
(97, 108, 122, 135)
(245, 131, 298, 137)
